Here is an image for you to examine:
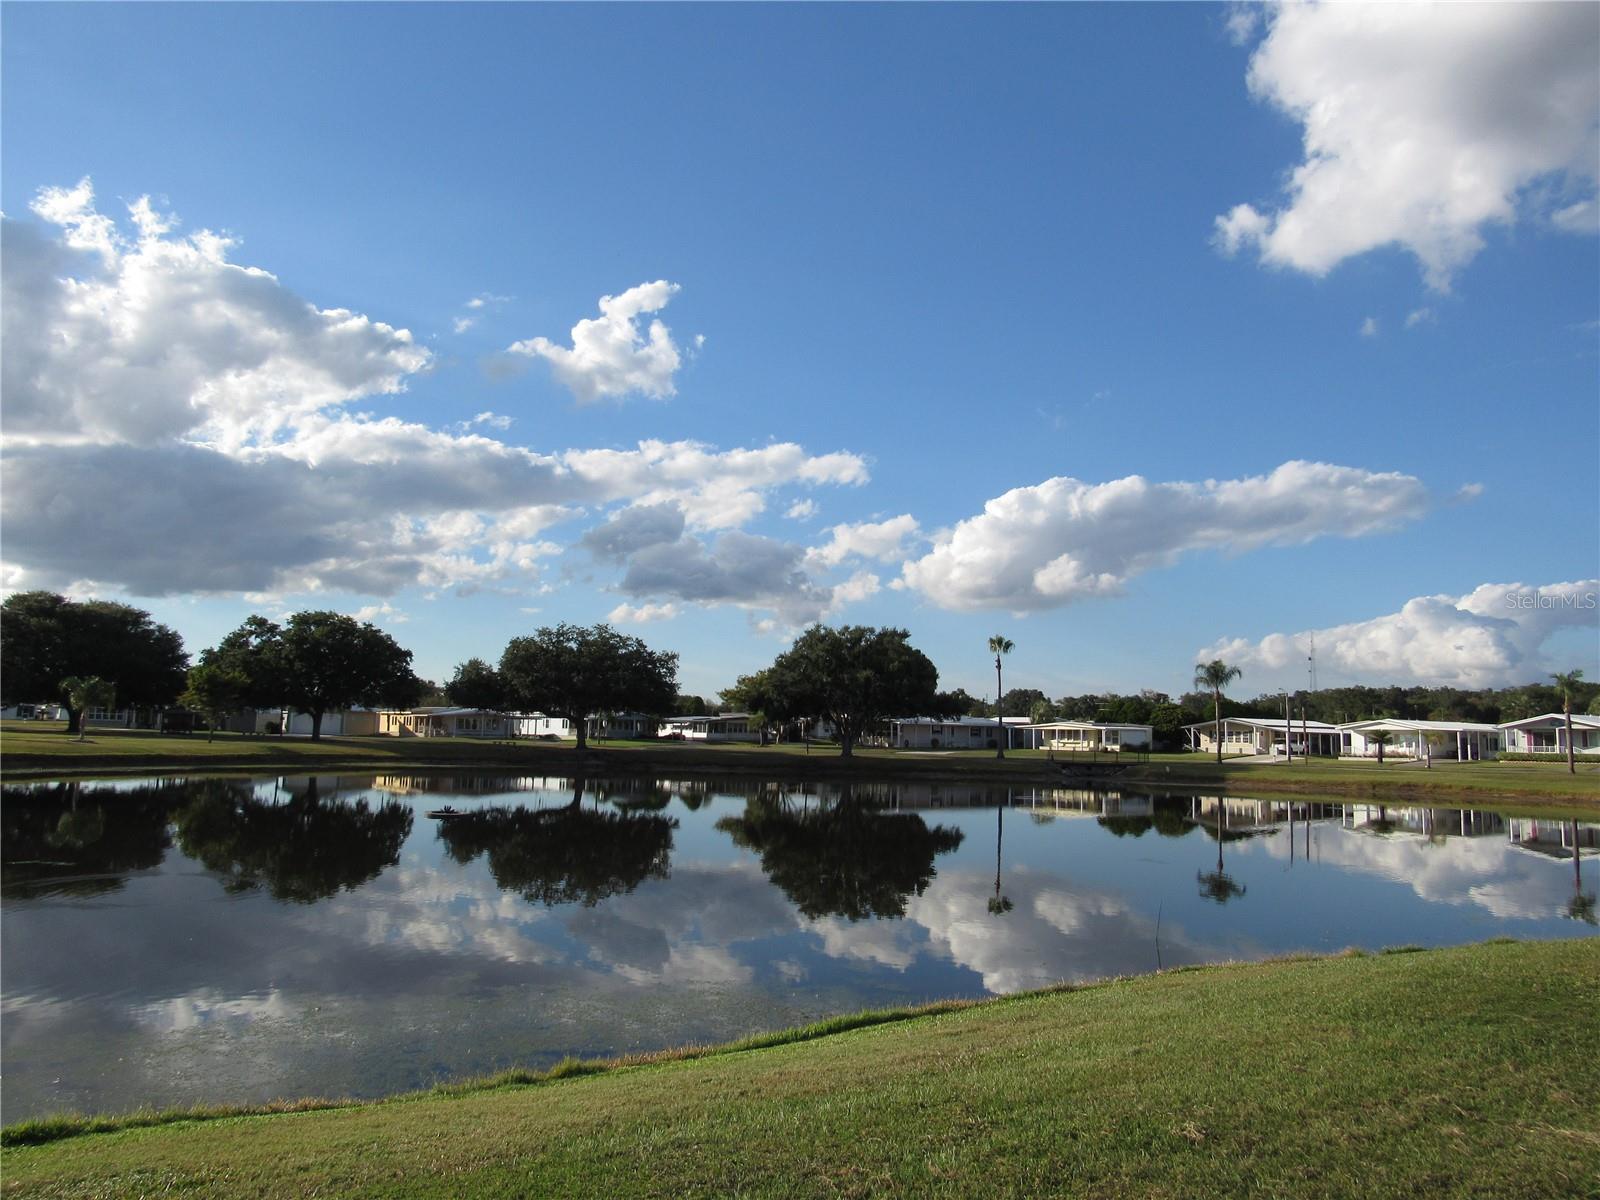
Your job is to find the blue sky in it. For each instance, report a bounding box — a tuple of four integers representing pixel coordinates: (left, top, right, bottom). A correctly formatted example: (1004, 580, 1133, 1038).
(3, 2, 1596, 703)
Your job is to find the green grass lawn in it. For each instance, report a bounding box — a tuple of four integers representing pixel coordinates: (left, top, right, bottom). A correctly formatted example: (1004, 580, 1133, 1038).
(3, 940, 1596, 1198)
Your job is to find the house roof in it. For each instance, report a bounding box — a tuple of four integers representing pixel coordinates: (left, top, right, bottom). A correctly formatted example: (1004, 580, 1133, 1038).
(1497, 712, 1600, 730)
(891, 716, 1030, 727)
(1340, 718, 1501, 733)
(1024, 721, 1153, 732)
(1182, 717, 1341, 732)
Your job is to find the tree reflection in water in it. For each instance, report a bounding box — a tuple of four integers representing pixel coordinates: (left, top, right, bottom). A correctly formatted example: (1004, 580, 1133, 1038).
(1568, 819, 1597, 925)
(1, 780, 183, 899)
(436, 778, 676, 907)
(717, 784, 964, 921)
(988, 804, 1013, 916)
(1196, 802, 1248, 905)
(1096, 798, 1193, 841)
(174, 776, 412, 903)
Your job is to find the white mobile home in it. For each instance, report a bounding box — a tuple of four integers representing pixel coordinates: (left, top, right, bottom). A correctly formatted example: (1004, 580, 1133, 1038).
(1185, 717, 1342, 757)
(512, 714, 577, 739)
(1338, 719, 1502, 761)
(1498, 713, 1600, 757)
(887, 716, 1030, 750)
(1021, 721, 1152, 752)
(1, 702, 61, 721)
(283, 709, 380, 737)
(380, 707, 508, 738)
(588, 712, 658, 740)
(667, 713, 760, 743)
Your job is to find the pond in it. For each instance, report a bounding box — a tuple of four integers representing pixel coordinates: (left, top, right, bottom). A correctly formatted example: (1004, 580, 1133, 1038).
(2, 772, 1595, 1121)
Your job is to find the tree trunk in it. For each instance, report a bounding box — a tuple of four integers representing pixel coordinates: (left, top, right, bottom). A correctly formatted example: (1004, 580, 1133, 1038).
(65, 705, 82, 736)
(574, 716, 588, 752)
(1566, 699, 1576, 775)
(994, 658, 1005, 759)
(310, 710, 324, 741)
(1214, 692, 1222, 764)
(839, 732, 854, 758)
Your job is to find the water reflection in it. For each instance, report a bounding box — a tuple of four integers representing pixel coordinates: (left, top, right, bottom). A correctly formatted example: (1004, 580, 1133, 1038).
(716, 784, 964, 920)
(1, 772, 1595, 1124)
(436, 779, 676, 907)
(989, 806, 1013, 916)
(174, 776, 412, 902)
(1195, 801, 1250, 905)
(1, 780, 181, 899)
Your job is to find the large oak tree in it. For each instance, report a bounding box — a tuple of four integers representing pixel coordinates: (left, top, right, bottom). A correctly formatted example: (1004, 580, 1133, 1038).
(1, 591, 188, 733)
(498, 623, 679, 751)
(204, 611, 423, 740)
(758, 624, 942, 757)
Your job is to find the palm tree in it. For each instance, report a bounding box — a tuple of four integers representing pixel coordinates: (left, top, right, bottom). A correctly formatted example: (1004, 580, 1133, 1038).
(1367, 729, 1393, 765)
(989, 635, 1014, 759)
(60, 676, 116, 743)
(1552, 669, 1584, 775)
(1193, 660, 1242, 764)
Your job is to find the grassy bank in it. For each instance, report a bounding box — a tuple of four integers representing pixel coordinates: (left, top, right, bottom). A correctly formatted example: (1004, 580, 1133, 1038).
(3, 939, 1596, 1197)
(3, 722, 1596, 810)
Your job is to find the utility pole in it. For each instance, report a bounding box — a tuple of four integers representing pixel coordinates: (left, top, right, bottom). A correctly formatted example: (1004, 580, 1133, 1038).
(1283, 691, 1293, 762)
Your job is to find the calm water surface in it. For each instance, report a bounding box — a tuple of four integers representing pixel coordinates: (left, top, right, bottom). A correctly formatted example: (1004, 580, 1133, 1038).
(2, 772, 1595, 1120)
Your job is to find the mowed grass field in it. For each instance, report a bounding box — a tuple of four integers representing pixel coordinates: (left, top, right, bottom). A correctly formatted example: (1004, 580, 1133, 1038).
(3, 940, 1597, 1198)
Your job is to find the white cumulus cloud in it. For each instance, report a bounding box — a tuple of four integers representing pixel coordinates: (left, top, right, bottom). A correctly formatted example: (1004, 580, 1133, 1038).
(805, 514, 921, 569)
(606, 601, 681, 625)
(1216, 3, 1599, 290)
(5, 180, 430, 452)
(1200, 580, 1600, 689)
(506, 280, 688, 402)
(0, 184, 874, 603)
(900, 461, 1430, 613)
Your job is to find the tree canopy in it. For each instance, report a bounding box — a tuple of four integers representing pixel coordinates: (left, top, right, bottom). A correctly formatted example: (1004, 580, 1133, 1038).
(445, 658, 509, 712)
(1, 592, 188, 732)
(755, 625, 942, 756)
(180, 663, 249, 740)
(498, 623, 679, 751)
(203, 611, 423, 739)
